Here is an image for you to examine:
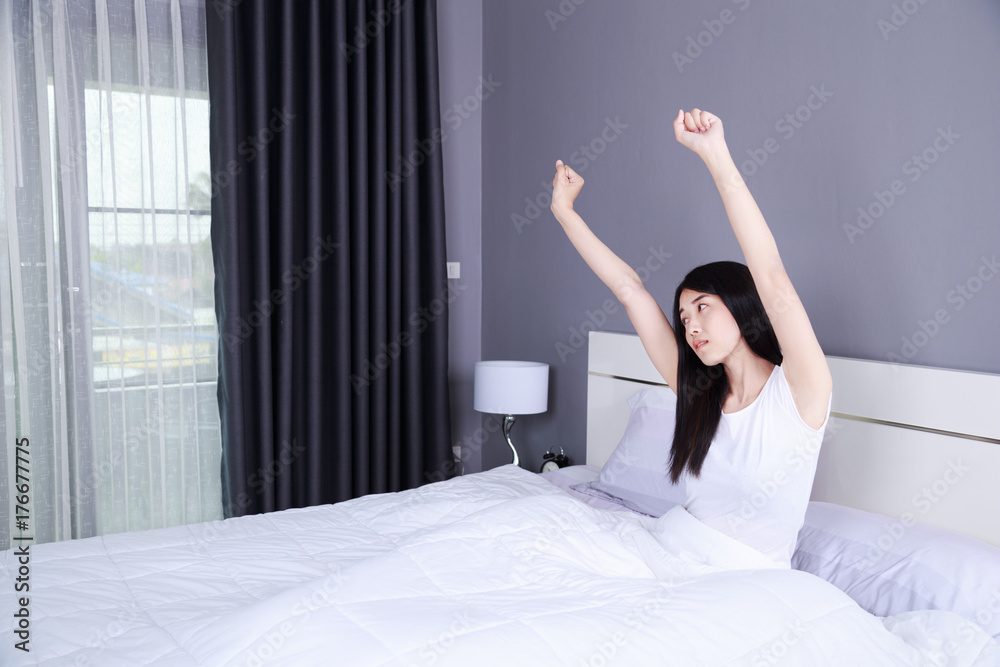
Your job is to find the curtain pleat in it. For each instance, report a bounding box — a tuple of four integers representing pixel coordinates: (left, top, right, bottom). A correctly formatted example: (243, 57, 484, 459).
(207, 0, 453, 518)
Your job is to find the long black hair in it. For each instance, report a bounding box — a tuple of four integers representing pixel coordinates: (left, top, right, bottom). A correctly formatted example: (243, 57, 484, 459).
(668, 261, 782, 483)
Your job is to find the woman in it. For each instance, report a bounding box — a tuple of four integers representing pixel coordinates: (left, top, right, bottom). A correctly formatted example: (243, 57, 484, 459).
(550, 108, 833, 568)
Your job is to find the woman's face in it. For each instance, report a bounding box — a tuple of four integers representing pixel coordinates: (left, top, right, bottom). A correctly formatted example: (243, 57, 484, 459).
(678, 289, 743, 365)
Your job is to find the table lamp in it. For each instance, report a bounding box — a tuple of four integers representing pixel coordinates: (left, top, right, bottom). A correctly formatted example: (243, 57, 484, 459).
(473, 361, 549, 467)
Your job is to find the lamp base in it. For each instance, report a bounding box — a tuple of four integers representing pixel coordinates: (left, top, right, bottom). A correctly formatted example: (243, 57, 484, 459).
(502, 414, 519, 467)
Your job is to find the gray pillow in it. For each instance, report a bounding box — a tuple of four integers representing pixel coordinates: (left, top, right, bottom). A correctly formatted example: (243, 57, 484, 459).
(571, 386, 686, 516)
(793, 501, 1000, 640)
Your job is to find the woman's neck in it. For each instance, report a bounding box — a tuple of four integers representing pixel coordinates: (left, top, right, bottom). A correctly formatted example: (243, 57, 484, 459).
(722, 348, 775, 412)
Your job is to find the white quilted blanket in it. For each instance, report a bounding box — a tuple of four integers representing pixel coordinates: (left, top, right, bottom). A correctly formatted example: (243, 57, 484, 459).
(1, 465, 997, 666)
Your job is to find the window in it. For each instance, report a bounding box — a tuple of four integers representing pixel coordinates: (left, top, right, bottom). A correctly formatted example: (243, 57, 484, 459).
(81, 86, 221, 531)
(1, 0, 220, 547)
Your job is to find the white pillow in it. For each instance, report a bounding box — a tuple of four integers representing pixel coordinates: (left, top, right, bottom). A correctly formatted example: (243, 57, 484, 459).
(793, 501, 1000, 640)
(571, 386, 686, 516)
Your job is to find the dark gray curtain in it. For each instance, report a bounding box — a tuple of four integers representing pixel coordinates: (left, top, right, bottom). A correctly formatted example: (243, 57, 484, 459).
(206, 0, 453, 517)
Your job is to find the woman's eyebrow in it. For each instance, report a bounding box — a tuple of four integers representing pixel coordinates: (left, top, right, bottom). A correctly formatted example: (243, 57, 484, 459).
(678, 294, 709, 315)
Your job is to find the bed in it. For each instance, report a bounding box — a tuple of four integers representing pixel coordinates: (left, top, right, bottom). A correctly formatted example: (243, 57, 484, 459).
(2, 332, 999, 666)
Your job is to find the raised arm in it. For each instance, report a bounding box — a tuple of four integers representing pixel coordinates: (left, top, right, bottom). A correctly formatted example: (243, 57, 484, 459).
(549, 161, 679, 393)
(673, 109, 832, 429)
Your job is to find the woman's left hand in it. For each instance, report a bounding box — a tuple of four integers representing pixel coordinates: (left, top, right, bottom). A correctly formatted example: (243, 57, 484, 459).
(673, 108, 727, 162)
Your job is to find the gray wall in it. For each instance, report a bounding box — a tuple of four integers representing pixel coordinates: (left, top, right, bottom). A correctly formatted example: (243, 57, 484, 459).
(471, 0, 1000, 473)
(438, 0, 484, 475)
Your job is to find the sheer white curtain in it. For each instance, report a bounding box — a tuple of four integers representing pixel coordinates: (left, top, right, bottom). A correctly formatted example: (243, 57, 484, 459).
(0, 0, 221, 549)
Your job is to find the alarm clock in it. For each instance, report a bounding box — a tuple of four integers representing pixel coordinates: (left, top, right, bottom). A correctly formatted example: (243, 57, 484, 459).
(540, 446, 570, 472)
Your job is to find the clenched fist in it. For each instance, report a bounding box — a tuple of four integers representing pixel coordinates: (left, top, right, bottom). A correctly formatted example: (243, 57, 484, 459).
(550, 159, 585, 212)
(673, 108, 728, 163)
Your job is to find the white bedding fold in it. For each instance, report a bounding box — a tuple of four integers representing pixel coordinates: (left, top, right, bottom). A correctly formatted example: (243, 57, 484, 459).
(2, 465, 996, 667)
(184, 473, 995, 666)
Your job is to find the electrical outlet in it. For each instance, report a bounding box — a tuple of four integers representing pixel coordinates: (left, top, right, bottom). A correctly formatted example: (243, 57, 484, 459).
(447, 262, 461, 279)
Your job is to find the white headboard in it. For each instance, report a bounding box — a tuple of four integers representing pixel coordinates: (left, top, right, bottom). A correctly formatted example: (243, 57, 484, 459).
(586, 331, 1000, 548)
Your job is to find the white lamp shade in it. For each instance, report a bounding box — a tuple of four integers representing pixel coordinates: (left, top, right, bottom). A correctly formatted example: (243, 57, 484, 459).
(473, 361, 549, 415)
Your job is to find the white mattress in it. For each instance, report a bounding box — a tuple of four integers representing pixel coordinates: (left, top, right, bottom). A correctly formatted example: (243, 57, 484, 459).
(2, 465, 997, 666)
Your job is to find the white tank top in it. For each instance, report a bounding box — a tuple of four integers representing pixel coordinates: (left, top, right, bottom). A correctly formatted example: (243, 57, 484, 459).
(682, 364, 832, 568)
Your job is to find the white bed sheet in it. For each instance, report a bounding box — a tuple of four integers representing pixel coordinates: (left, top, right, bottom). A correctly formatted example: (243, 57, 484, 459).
(2, 465, 997, 666)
